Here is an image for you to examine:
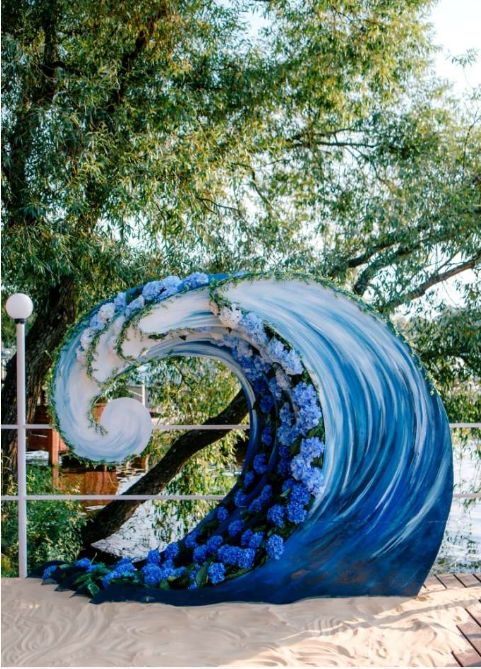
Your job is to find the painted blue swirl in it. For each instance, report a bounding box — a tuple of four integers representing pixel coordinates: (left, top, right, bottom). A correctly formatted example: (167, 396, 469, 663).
(51, 273, 453, 602)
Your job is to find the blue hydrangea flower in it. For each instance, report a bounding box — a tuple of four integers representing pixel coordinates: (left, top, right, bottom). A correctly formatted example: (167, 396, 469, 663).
(42, 565, 57, 580)
(237, 548, 256, 569)
(277, 458, 290, 476)
(244, 471, 255, 487)
(101, 571, 117, 588)
(114, 292, 127, 310)
(261, 427, 273, 446)
(89, 313, 104, 331)
(142, 563, 163, 585)
(164, 542, 179, 560)
(218, 545, 241, 566)
(240, 312, 268, 346)
(74, 557, 92, 570)
(147, 549, 161, 564)
(260, 484, 273, 502)
(286, 500, 307, 524)
(289, 481, 311, 506)
(267, 504, 286, 527)
(206, 535, 223, 555)
(253, 453, 268, 474)
(182, 272, 209, 290)
(268, 378, 283, 401)
(240, 529, 253, 547)
(185, 530, 199, 548)
(300, 437, 325, 460)
(208, 562, 226, 584)
(282, 349, 303, 376)
(228, 519, 243, 537)
(158, 563, 175, 580)
(161, 275, 182, 296)
(234, 490, 247, 507)
(280, 403, 294, 426)
(216, 507, 229, 522)
(193, 545, 208, 563)
(248, 531, 264, 549)
(114, 558, 136, 573)
(290, 454, 311, 482)
(142, 280, 165, 302)
(249, 496, 264, 513)
(266, 534, 284, 560)
(304, 468, 324, 495)
(260, 394, 275, 414)
(125, 295, 145, 318)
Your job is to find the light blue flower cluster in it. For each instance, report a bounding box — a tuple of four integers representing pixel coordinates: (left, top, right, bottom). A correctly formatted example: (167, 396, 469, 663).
(291, 382, 322, 434)
(290, 436, 325, 495)
(267, 338, 303, 376)
(239, 312, 269, 347)
(266, 534, 284, 560)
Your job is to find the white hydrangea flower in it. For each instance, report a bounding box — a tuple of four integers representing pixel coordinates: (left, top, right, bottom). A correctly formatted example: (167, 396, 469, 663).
(97, 302, 116, 324)
(218, 305, 243, 329)
(80, 328, 95, 350)
(236, 339, 253, 358)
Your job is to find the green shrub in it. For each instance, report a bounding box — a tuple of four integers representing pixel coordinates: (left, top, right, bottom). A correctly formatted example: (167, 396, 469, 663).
(1, 467, 86, 576)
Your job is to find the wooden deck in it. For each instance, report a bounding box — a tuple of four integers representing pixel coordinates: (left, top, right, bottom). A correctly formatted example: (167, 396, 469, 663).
(423, 573, 481, 667)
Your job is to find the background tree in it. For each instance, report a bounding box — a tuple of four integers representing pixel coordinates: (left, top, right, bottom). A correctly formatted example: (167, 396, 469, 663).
(2, 0, 480, 545)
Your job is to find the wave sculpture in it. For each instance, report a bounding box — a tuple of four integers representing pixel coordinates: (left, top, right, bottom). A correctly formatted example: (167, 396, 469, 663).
(44, 272, 453, 604)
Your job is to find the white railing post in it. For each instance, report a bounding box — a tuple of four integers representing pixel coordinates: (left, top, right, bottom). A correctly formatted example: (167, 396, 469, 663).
(6, 293, 33, 578)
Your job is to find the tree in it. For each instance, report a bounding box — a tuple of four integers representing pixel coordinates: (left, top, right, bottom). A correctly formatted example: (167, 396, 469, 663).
(2, 0, 479, 510)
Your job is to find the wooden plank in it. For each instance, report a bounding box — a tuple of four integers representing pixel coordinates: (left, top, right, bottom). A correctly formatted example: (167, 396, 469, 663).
(459, 621, 481, 655)
(474, 574, 481, 584)
(452, 649, 481, 667)
(424, 575, 446, 591)
(456, 573, 481, 588)
(437, 572, 463, 589)
(468, 605, 481, 628)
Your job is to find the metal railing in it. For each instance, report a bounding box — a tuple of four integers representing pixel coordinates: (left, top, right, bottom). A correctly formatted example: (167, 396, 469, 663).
(1, 293, 480, 577)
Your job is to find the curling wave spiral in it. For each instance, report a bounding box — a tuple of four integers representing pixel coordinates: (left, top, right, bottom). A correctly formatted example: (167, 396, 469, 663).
(49, 272, 453, 603)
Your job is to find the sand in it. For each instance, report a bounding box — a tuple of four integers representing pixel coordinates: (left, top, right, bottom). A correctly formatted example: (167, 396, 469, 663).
(2, 578, 479, 667)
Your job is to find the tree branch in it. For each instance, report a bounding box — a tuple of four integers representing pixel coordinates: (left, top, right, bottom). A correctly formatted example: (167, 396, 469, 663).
(380, 251, 481, 312)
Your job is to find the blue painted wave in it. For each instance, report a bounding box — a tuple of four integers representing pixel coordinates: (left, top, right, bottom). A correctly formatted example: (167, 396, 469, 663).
(52, 274, 453, 602)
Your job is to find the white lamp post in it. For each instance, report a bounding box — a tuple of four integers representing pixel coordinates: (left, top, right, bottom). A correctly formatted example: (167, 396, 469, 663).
(5, 293, 33, 578)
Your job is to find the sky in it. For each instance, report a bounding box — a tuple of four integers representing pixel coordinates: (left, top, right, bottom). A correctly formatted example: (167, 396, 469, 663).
(415, 0, 481, 309)
(431, 0, 481, 92)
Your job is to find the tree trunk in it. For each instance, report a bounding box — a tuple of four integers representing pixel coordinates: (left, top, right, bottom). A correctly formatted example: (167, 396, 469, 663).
(80, 390, 249, 554)
(1, 280, 76, 492)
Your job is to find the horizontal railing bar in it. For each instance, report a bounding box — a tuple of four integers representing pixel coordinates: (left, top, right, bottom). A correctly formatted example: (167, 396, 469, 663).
(1, 494, 225, 502)
(2, 492, 479, 502)
(0, 423, 250, 431)
(449, 423, 481, 429)
(2, 422, 480, 430)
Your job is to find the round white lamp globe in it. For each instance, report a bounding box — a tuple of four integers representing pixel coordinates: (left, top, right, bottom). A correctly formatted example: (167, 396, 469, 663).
(5, 293, 34, 321)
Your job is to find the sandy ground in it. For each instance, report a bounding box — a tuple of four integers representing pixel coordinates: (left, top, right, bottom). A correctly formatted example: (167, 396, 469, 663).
(2, 578, 479, 667)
